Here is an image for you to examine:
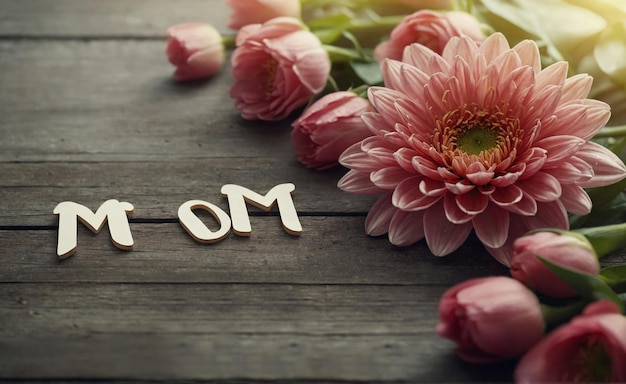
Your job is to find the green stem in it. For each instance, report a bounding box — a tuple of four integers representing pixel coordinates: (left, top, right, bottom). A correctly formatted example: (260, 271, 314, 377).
(574, 222, 626, 258)
(221, 35, 236, 49)
(593, 125, 626, 138)
(323, 44, 364, 62)
(541, 301, 587, 327)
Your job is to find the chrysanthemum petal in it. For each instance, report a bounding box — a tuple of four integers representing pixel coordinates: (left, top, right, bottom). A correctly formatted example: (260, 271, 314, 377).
(490, 184, 523, 206)
(443, 192, 473, 224)
(521, 200, 568, 231)
(371, 166, 413, 189)
(381, 59, 405, 91)
(535, 61, 568, 90)
(512, 39, 541, 73)
(560, 184, 592, 215)
(466, 162, 495, 185)
(518, 172, 562, 202)
(536, 135, 586, 165)
(473, 203, 509, 249)
(364, 193, 395, 236)
(361, 111, 393, 134)
(388, 210, 425, 246)
(393, 177, 440, 210)
(560, 73, 593, 102)
(576, 141, 626, 187)
(424, 200, 473, 256)
(337, 170, 384, 194)
(479, 33, 510, 63)
(456, 188, 489, 215)
(419, 178, 446, 196)
(402, 43, 449, 75)
(339, 142, 382, 172)
(394, 148, 418, 172)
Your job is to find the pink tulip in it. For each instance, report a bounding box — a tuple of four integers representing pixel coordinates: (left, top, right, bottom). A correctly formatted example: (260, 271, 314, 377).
(511, 231, 600, 298)
(291, 91, 374, 170)
(436, 276, 545, 363)
(374, 10, 484, 61)
(227, 0, 301, 30)
(516, 300, 626, 383)
(230, 17, 330, 121)
(166, 23, 225, 81)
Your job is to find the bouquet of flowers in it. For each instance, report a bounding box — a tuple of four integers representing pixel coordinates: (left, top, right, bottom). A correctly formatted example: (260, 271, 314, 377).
(165, 0, 626, 381)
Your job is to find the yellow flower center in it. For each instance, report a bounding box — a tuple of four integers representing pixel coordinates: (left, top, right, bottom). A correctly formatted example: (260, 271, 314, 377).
(433, 103, 522, 174)
(457, 127, 498, 156)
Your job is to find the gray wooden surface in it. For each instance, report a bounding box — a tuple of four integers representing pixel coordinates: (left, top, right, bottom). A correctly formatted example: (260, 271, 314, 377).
(1, 1, 624, 383)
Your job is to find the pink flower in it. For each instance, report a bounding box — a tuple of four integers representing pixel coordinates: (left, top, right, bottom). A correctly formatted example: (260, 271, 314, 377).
(338, 33, 626, 264)
(166, 23, 225, 81)
(511, 231, 600, 298)
(515, 300, 626, 383)
(291, 91, 374, 170)
(229, 17, 331, 121)
(374, 10, 484, 62)
(436, 276, 545, 363)
(227, 0, 301, 30)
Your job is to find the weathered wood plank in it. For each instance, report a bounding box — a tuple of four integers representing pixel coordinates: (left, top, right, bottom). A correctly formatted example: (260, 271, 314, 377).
(0, 160, 374, 226)
(0, 40, 299, 163)
(0, 281, 516, 382)
(0, 219, 512, 285)
(0, 283, 440, 336)
(0, 331, 514, 382)
(0, 0, 232, 37)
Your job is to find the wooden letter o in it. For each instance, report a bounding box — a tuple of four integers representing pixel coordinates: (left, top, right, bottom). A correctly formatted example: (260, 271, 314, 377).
(178, 200, 231, 243)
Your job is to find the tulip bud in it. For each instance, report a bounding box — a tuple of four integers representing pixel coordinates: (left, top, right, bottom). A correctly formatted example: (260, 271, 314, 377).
(166, 23, 225, 81)
(511, 231, 600, 298)
(436, 276, 545, 363)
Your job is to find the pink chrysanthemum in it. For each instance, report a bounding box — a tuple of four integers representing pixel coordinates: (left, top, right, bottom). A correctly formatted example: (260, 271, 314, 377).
(338, 33, 626, 265)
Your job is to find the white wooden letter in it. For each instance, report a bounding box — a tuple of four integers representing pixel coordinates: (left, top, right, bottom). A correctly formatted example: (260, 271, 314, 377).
(178, 200, 232, 243)
(220, 183, 302, 236)
(53, 199, 134, 259)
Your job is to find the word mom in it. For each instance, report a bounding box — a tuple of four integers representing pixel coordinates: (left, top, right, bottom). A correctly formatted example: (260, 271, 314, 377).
(53, 183, 302, 259)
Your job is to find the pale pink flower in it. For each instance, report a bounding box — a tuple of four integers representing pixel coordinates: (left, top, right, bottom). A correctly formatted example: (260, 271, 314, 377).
(166, 23, 225, 81)
(516, 300, 626, 383)
(227, 0, 301, 30)
(374, 10, 484, 62)
(436, 276, 545, 363)
(230, 17, 331, 121)
(338, 33, 626, 264)
(511, 231, 600, 298)
(291, 91, 374, 170)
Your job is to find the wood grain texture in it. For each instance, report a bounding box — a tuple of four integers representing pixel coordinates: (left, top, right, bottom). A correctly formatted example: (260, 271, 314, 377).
(3, 1, 624, 382)
(0, 220, 511, 285)
(0, 0, 231, 37)
(0, 282, 515, 382)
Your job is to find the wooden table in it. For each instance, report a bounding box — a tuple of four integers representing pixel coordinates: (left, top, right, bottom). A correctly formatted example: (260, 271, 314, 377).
(1, 1, 624, 382)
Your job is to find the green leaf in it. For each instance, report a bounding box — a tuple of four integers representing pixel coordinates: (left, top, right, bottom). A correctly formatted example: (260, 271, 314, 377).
(600, 265, 626, 293)
(314, 28, 347, 45)
(307, 13, 352, 30)
(595, 21, 626, 82)
(539, 256, 624, 312)
(479, 0, 606, 62)
(350, 61, 383, 85)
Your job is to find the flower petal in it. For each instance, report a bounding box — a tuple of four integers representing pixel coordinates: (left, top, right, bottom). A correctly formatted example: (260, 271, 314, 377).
(473, 203, 509, 249)
(560, 184, 592, 215)
(388, 210, 425, 246)
(576, 141, 626, 187)
(424, 200, 473, 256)
(393, 177, 441, 211)
(337, 170, 384, 194)
(364, 193, 395, 236)
(518, 172, 562, 202)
